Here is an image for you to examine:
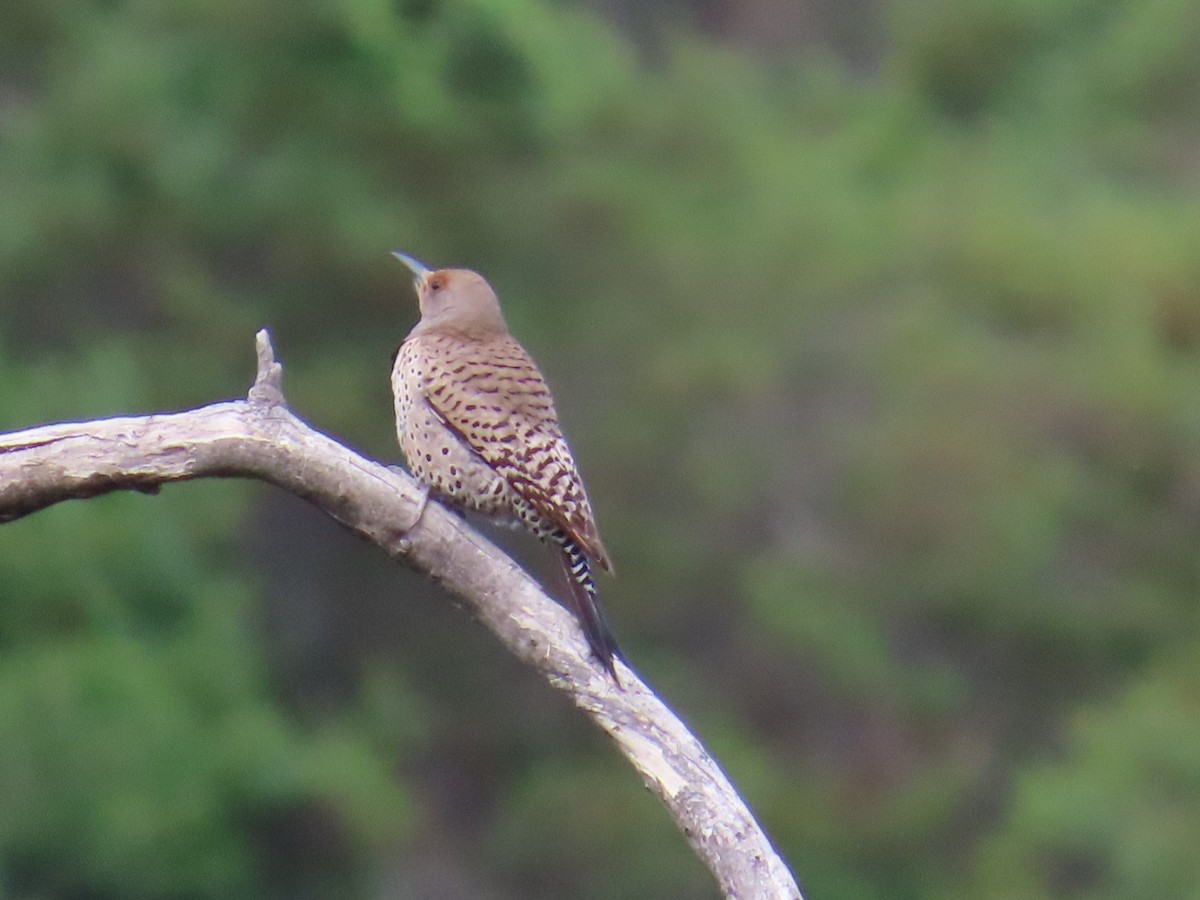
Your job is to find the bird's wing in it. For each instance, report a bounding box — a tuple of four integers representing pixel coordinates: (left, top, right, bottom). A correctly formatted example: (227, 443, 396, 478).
(419, 335, 612, 570)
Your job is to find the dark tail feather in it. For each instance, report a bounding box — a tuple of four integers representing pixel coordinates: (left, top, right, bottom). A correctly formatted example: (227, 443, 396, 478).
(557, 537, 623, 684)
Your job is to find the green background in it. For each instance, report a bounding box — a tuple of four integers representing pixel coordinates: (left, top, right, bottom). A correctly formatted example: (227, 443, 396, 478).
(2, 0, 1200, 896)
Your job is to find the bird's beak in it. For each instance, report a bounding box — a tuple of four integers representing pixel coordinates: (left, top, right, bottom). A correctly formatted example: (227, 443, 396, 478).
(391, 250, 432, 289)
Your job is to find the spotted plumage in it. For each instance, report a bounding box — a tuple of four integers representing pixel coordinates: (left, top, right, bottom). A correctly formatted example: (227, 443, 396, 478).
(390, 252, 620, 679)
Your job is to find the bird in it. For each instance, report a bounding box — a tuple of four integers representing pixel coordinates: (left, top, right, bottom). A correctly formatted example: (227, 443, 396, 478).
(389, 251, 622, 681)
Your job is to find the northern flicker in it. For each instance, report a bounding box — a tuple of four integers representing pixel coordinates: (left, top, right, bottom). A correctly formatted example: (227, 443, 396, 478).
(390, 251, 622, 680)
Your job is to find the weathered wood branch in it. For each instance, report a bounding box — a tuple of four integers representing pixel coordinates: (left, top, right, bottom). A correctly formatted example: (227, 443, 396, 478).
(0, 330, 803, 900)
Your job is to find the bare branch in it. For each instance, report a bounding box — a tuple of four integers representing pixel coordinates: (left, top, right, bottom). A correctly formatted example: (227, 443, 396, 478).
(0, 331, 803, 900)
(249, 328, 285, 407)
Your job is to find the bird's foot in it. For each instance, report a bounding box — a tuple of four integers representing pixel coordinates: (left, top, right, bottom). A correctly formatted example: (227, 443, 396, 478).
(386, 466, 433, 528)
(386, 473, 433, 557)
(404, 481, 432, 532)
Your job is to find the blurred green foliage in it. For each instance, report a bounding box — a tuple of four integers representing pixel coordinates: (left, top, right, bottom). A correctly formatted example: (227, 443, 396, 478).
(1, 0, 1199, 897)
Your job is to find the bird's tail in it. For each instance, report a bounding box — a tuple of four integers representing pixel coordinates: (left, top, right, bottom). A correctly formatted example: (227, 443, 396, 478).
(556, 535, 623, 683)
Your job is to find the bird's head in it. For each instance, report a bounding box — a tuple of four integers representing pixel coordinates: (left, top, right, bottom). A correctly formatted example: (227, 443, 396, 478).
(392, 251, 507, 338)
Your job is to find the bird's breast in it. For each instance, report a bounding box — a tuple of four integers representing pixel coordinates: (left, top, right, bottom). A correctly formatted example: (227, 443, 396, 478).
(391, 339, 515, 515)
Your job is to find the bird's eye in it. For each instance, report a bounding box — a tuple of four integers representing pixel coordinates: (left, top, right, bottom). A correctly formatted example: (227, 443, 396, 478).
(428, 274, 445, 292)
